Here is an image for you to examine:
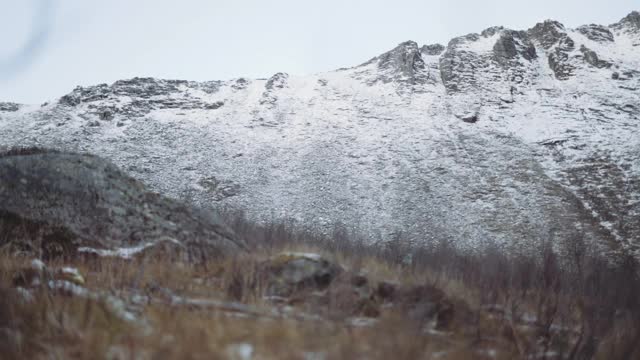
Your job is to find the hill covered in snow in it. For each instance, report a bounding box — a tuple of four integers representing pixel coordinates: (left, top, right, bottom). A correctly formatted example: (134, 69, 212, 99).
(1, 11, 639, 258)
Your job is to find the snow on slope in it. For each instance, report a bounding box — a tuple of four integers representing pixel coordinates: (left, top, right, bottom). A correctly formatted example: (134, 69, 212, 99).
(1, 11, 639, 257)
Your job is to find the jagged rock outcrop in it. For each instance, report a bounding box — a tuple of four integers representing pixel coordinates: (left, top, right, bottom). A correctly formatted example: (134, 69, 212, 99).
(58, 77, 225, 121)
(0, 148, 246, 259)
(360, 41, 432, 85)
(577, 24, 614, 42)
(260, 72, 289, 108)
(528, 20, 567, 49)
(492, 30, 537, 65)
(547, 36, 576, 79)
(580, 45, 612, 68)
(0, 102, 21, 112)
(440, 27, 537, 93)
(612, 11, 640, 34)
(265, 72, 289, 90)
(528, 20, 578, 79)
(421, 44, 445, 56)
(439, 33, 482, 92)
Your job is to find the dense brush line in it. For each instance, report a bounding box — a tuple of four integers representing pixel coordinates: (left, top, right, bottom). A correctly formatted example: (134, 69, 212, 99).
(220, 208, 640, 358)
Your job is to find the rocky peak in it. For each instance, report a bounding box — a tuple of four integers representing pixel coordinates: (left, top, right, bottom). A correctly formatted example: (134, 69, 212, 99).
(528, 20, 567, 49)
(614, 11, 640, 30)
(481, 26, 505, 37)
(492, 30, 537, 65)
(420, 44, 445, 56)
(377, 40, 423, 70)
(265, 72, 289, 90)
(526, 20, 580, 80)
(362, 41, 429, 85)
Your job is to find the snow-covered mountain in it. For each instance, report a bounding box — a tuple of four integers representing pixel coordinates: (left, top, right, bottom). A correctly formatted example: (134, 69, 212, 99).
(1, 11, 639, 257)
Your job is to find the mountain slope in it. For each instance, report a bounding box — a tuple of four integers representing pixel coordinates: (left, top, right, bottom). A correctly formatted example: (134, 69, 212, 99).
(1, 11, 639, 257)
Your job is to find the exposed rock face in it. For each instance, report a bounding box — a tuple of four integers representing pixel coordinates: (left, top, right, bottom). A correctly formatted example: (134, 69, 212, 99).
(58, 77, 224, 120)
(577, 24, 614, 42)
(421, 43, 445, 56)
(493, 30, 537, 63)
(265, 72, 289, 90)
(580, 45, 612, 68)
(440, 28, 537, 93)
(361, 41, 431, 85)
(528, 20, 568, 49)
(547, 36, 576, 79)
(528, 20, 579, 80)
(260, 73, 289, 108)
(0, 149, 245, 259)
(439, 33, 481, 92)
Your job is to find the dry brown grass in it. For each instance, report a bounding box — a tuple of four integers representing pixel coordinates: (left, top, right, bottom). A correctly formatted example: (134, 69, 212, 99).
(0, 258, 504, 359)
(1, 212, 639, 359)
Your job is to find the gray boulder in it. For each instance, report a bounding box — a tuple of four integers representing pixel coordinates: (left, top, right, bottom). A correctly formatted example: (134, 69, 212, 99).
(265, 252, 342, 297)
(0, 148, 246, 259)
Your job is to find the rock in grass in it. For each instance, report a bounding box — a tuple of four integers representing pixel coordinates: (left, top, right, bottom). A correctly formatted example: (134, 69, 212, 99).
(12, 259, 85, 288)
(0, 148, 246, 259)
(265, 252, 342, 296)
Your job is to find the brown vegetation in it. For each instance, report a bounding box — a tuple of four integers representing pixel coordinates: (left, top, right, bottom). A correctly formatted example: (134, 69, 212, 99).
(1, 210, 639, 359)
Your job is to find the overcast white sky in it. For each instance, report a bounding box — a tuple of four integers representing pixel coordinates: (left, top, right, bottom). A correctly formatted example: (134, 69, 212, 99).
(0, 0, 636, 103)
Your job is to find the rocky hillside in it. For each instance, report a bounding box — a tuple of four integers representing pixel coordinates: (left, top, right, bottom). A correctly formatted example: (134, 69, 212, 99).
(0, 149, 245, 259)
(1, 11, 639, 257)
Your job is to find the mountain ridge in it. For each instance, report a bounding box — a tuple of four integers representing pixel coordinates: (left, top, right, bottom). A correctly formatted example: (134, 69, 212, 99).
(1, 10, 638, 258)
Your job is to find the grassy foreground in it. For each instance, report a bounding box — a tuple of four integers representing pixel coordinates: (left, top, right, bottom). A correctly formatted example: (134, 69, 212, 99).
(1, 212, 639, 359)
